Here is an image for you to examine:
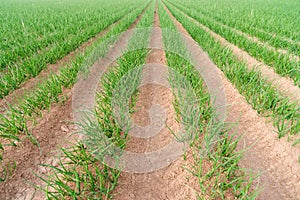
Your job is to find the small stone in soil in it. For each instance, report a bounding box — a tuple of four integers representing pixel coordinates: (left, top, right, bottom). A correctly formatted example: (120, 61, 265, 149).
(60, 125, 69, 132)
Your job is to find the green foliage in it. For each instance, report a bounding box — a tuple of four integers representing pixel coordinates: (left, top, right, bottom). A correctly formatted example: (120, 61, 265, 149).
(164, 0, 300, 139)
(0, 0, 150, 160)
(158, 1, 258, 198)
(0, 0, 146, 99)
(166, 0, 300, 87)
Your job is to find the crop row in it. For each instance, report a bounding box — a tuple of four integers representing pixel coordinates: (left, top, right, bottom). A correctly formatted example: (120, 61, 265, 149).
(155, 1, 258, 198)
(0, 1, 150, 163)
(0, 4, 128, 71)
(166, 0, 300, 88)
(0, 0, 140, 68)
(171, 0, 300, 57)
(38, 1, 156, 198)
(0, 0, 144, 99)
(171, 0, 300, 44)
(163, 1, 300, 139)
(0, 4, 125, 68)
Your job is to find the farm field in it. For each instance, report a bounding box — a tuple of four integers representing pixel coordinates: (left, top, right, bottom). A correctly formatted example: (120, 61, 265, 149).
(0, 0, 299, 199)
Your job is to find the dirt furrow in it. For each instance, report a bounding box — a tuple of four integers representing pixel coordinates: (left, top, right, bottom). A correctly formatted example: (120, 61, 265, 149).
(163, 3, 300, 200)
(0, 90, 75, 200)
(0, 4, 151, 199)
(113, 3, 198, 199)
(171, 5, 300, 106)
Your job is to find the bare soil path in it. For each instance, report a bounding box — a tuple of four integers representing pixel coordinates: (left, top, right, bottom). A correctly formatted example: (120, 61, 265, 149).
(163, 3, 300, 200)
(113, 3, 199, 199)
(0, 90, 75, 200)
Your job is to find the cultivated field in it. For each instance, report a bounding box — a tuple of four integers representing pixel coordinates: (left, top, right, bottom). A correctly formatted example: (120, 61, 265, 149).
(0, 0, 299, 199)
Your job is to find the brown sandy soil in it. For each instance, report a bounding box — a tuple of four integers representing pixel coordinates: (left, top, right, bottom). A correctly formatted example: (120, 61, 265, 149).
(163, 3, 300, 200)
(0, 15, 125, 113)
(113, 4, 199, 199)
(125, 84, 176, 153)
(114, 83, 198, 199)
(0, 4, 150, 200)
(171, 6, 300, 106)
(0, 90, 75, 200)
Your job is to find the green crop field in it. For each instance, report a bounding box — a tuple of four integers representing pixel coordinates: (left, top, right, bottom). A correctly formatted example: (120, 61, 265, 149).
(0, 0, 299, 199)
